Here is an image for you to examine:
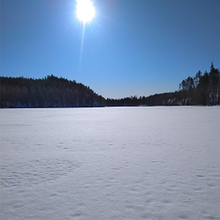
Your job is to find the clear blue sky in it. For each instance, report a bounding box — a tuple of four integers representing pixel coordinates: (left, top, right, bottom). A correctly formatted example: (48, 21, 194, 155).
(1, 0, 220, 98)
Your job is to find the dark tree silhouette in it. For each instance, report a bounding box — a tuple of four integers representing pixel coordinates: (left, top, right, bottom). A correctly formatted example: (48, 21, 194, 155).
(0, 63, 219, 108)
(0, 75, 105, 108)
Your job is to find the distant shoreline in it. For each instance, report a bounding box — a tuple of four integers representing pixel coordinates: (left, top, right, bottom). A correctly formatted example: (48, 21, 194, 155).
(1, 63, 219, 108)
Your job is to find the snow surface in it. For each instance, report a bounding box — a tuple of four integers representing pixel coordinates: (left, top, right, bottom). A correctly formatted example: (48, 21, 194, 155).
(1, 106, 219, 220)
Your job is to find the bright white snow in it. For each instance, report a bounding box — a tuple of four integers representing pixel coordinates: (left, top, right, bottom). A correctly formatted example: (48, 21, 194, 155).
(0, 107, 220, 220)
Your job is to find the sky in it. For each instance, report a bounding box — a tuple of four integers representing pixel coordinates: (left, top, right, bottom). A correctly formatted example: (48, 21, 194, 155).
(1, 0, 220, 99)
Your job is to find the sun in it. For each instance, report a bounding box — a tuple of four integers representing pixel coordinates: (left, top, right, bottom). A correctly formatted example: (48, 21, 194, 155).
(76, 0, 95, 23)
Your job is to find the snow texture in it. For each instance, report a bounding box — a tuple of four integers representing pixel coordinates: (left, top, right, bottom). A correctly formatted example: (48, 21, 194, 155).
(1, 107, 220, 220)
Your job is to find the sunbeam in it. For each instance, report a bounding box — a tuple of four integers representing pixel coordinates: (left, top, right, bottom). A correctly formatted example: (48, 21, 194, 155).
(76, 0, 95, 73)
(79, 23, 86, 73)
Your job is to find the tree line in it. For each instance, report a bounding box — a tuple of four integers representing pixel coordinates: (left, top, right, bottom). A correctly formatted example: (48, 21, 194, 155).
(0, 63, 219, 108)
(0, 75, 105, 108)
(106, 63, 220, 106)
(178, 62, 220, 105)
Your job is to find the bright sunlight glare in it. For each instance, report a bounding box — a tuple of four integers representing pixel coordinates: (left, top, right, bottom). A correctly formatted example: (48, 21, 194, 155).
(76, 0, 95, 23)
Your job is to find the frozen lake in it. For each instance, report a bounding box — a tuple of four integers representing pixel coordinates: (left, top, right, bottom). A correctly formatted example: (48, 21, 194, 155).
(0, 107, 220, 220)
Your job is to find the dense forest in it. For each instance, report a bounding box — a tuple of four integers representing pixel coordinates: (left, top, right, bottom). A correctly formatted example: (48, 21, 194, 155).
(178, 62, 220, 105)
(106, 63, 220, 106)
(0, 63, 219, 108)
(0, 75, 105, 107)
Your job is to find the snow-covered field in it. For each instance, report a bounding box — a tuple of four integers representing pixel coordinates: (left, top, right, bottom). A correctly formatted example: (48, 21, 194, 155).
(0, 107, 219, 220)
